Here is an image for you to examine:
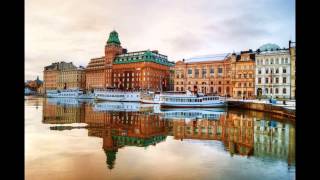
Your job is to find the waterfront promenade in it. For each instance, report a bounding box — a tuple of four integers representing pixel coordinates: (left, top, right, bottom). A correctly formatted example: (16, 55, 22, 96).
(227, 98, 296, 119)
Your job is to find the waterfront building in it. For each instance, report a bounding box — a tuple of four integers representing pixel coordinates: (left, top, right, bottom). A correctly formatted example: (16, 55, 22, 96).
(85, 30, 174, 91)
(44, 61, 85, 91)
(230, 50, 256, 99)
(58, 65, 85, 90)
(255, 43, 291, 99)
(173, 54, 232, 96)
(289, 41, 296, 99)
(168, 66, 175, 91)
(85, 57, 105, 89)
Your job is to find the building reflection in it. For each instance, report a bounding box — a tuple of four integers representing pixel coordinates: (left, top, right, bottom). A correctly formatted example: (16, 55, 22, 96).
(85, 103, 170, 169)
(167, 109, 254, 156)
(42, 98, 85, 124)
(42, 100, 295, 169)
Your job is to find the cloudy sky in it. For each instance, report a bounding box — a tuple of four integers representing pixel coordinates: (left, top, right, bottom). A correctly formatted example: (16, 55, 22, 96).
(25, 0, 295, 80)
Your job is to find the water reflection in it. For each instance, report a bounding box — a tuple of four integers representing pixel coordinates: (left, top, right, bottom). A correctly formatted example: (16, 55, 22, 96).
(42, 98, 295, 171)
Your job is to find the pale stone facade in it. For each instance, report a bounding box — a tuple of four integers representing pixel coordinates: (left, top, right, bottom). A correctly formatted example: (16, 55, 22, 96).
(44, 62, 86, 91)
(58, 67, 85, 90)
(255, 44, 291, 99)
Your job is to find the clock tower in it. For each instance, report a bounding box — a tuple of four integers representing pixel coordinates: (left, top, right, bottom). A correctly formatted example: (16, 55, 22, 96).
(104, 30, 123, 88)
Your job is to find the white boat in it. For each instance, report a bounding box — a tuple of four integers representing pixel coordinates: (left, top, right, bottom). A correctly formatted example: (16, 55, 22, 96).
(141, 91, 161, 104)
(93, 102, 141, 112)
(46, 89, 84, 98)
(78, 93, 95, 99)
(159, 90, 227, 108)
(94, 89, 141, 102)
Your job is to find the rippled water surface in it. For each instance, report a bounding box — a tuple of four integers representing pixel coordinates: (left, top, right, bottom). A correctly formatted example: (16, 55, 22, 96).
(25, 97, 295, 180)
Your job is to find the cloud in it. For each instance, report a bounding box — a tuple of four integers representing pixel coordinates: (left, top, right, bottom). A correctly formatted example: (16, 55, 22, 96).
(25, 0, 295, 80)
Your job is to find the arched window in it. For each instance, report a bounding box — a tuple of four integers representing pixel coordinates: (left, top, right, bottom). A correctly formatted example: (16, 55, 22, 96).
(226, 87, 230, 93)
(218, 87, 222, 93)
(181, 87, 184, 91)
(176, 87, 179, 91)
(210, 87, 213, 93)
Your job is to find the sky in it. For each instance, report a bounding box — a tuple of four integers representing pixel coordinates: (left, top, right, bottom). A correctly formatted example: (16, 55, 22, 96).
(25, 0, 295, 80)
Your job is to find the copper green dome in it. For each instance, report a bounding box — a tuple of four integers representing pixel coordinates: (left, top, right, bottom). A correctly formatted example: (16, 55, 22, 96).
(258, 43, 281, 52)
(107, 30, 121, 45)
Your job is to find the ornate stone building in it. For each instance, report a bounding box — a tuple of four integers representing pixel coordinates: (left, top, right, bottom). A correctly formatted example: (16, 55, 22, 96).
(85, 31, 174, 91)
(230, 50, 256, 99)
(173, 54, 232, 96)
(255, 43, 291, 99)
(43, 61, 85, 91)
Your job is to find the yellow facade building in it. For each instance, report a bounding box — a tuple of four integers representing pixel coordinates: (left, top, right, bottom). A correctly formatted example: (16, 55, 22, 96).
(231, 50, 256, 99)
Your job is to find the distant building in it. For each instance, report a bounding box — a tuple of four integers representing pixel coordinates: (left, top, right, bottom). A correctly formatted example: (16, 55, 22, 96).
(85, 30, 174, 91)
(173, 53, 232, 96)
(230, 50, 256, 99)
(255, 43, 291, 99)
(43, 62, 85, 91)
(25, 76, 43, 93)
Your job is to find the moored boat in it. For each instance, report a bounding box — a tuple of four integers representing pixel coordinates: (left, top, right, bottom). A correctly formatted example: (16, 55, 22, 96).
(140, 91, 161, 104)
(46, 89, 84, 98)
(94, 89, 141, 102)
(159, 90, 227, 108)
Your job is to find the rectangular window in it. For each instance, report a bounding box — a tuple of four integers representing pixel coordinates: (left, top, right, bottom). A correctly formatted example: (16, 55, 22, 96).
(283, 68, 287, 73)
(218, 68, 223, 74)
(188, 69, 192, 75)
(195, 69, 199, 78)
(210, 67, 214, 74)
(276, 78, 279, 83)
(283, 77, 287, 83)
(265, 78, 269, 84)
(258, 78, 261, 84)
(202, 68, 207, 78)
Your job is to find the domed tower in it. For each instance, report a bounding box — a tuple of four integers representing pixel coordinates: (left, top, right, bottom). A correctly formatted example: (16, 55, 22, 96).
(104, 30, 123, 87)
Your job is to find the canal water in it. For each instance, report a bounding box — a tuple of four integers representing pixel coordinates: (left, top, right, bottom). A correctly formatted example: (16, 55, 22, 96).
(25, 97, 295, 180)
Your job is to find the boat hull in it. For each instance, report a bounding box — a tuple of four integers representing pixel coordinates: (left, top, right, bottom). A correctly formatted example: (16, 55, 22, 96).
(140, 99, 160, 104)
(95, 91, 141, 102)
